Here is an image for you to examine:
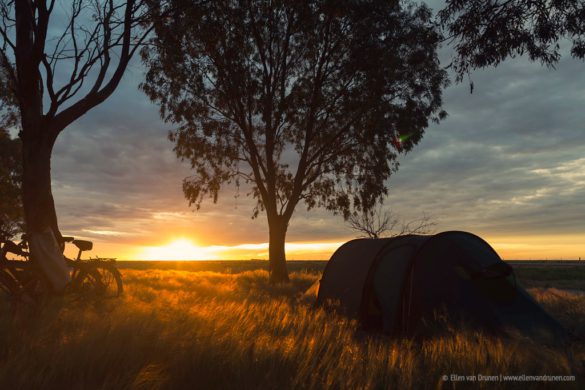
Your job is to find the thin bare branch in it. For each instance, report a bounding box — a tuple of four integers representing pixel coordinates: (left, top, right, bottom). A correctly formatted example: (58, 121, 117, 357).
(348, 205, 436, 239)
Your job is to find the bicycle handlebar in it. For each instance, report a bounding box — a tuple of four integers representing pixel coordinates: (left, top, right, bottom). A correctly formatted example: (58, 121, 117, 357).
(1, 240, 27, 258)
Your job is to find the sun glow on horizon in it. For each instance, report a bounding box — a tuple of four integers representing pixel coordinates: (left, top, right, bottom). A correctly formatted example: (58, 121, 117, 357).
(138, 238, 220, 261)
(131, 239, 345, 260)
(110, 234, 585, 261)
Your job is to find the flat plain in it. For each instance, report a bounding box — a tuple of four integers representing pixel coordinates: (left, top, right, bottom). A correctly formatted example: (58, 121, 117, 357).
(0, 261, 582, 389)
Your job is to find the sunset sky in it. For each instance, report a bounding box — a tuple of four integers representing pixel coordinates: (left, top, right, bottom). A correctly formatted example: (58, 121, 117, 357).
(43, 1, 585, 261)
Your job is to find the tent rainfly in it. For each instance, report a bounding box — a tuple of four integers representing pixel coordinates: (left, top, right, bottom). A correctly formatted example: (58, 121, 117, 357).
(316, 231, 566, 344)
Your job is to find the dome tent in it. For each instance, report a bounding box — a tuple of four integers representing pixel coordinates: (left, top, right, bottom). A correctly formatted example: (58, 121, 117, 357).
(316, 231, 566, 344)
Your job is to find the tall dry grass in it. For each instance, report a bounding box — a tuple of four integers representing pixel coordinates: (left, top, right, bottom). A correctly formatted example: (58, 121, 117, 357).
(0, 269, 582, 389)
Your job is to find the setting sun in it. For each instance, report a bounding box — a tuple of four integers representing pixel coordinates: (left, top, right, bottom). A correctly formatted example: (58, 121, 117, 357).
(137, 238, 218, 261)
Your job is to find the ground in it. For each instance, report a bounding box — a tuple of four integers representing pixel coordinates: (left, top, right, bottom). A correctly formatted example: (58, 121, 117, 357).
(0, 261, 583, 389)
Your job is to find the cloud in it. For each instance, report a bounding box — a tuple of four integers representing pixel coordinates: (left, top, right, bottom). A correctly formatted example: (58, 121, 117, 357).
(384, 52, 585, 238)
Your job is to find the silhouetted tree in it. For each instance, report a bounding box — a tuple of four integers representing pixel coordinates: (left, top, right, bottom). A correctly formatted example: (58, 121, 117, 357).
(0, 127, 22, 241)
(141, 0, 448, 282)
(347, 204, 435, 239)
(0, 61, 17, 128)
(0, 63, 21, 240)
(439, 0, 585, 81)
(0, 0, 155, 281)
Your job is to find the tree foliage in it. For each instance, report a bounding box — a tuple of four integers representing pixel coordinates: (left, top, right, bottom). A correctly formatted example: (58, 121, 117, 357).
(0, 54, 20, 240)
(0, 127, 22, 240)
(0, 64, 17, 129)
(439, 0, 585, 81)
(142, 0, 448, 281)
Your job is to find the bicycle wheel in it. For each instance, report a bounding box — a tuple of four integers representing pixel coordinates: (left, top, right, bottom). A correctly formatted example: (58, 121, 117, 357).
(74, 263, 123, 298)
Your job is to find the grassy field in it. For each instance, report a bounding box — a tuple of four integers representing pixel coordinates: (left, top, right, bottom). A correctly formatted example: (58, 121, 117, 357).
(513, 265, 585, 290)
(0, 262, 583, 389)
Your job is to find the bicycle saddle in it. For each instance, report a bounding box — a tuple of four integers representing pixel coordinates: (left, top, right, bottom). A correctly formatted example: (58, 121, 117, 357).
(73, 239, 93, 252)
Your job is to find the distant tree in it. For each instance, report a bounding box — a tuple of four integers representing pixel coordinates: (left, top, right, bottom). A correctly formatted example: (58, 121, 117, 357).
(438, 0, 585, 81)
(0, 57, 21, 241)
(347, 204, 435, 239)
(0, 0, 155, 278)
(0, 127, 22, 241)
(0, 61, 17, 128)
(141, 0, 448, 282)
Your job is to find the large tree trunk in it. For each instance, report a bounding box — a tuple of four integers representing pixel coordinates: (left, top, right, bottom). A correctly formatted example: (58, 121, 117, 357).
(267, 215, 290, 283)
(21, 129, 60, 239)
(20, 119, 69, 292)
(15, 0, 61, 244)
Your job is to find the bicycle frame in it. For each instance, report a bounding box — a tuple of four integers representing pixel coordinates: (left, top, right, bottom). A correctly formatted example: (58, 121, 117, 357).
(1, 235, 123, 300)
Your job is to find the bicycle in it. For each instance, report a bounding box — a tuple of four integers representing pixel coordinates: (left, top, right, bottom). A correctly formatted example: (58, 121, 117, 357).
(0, 234, 123, 308)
